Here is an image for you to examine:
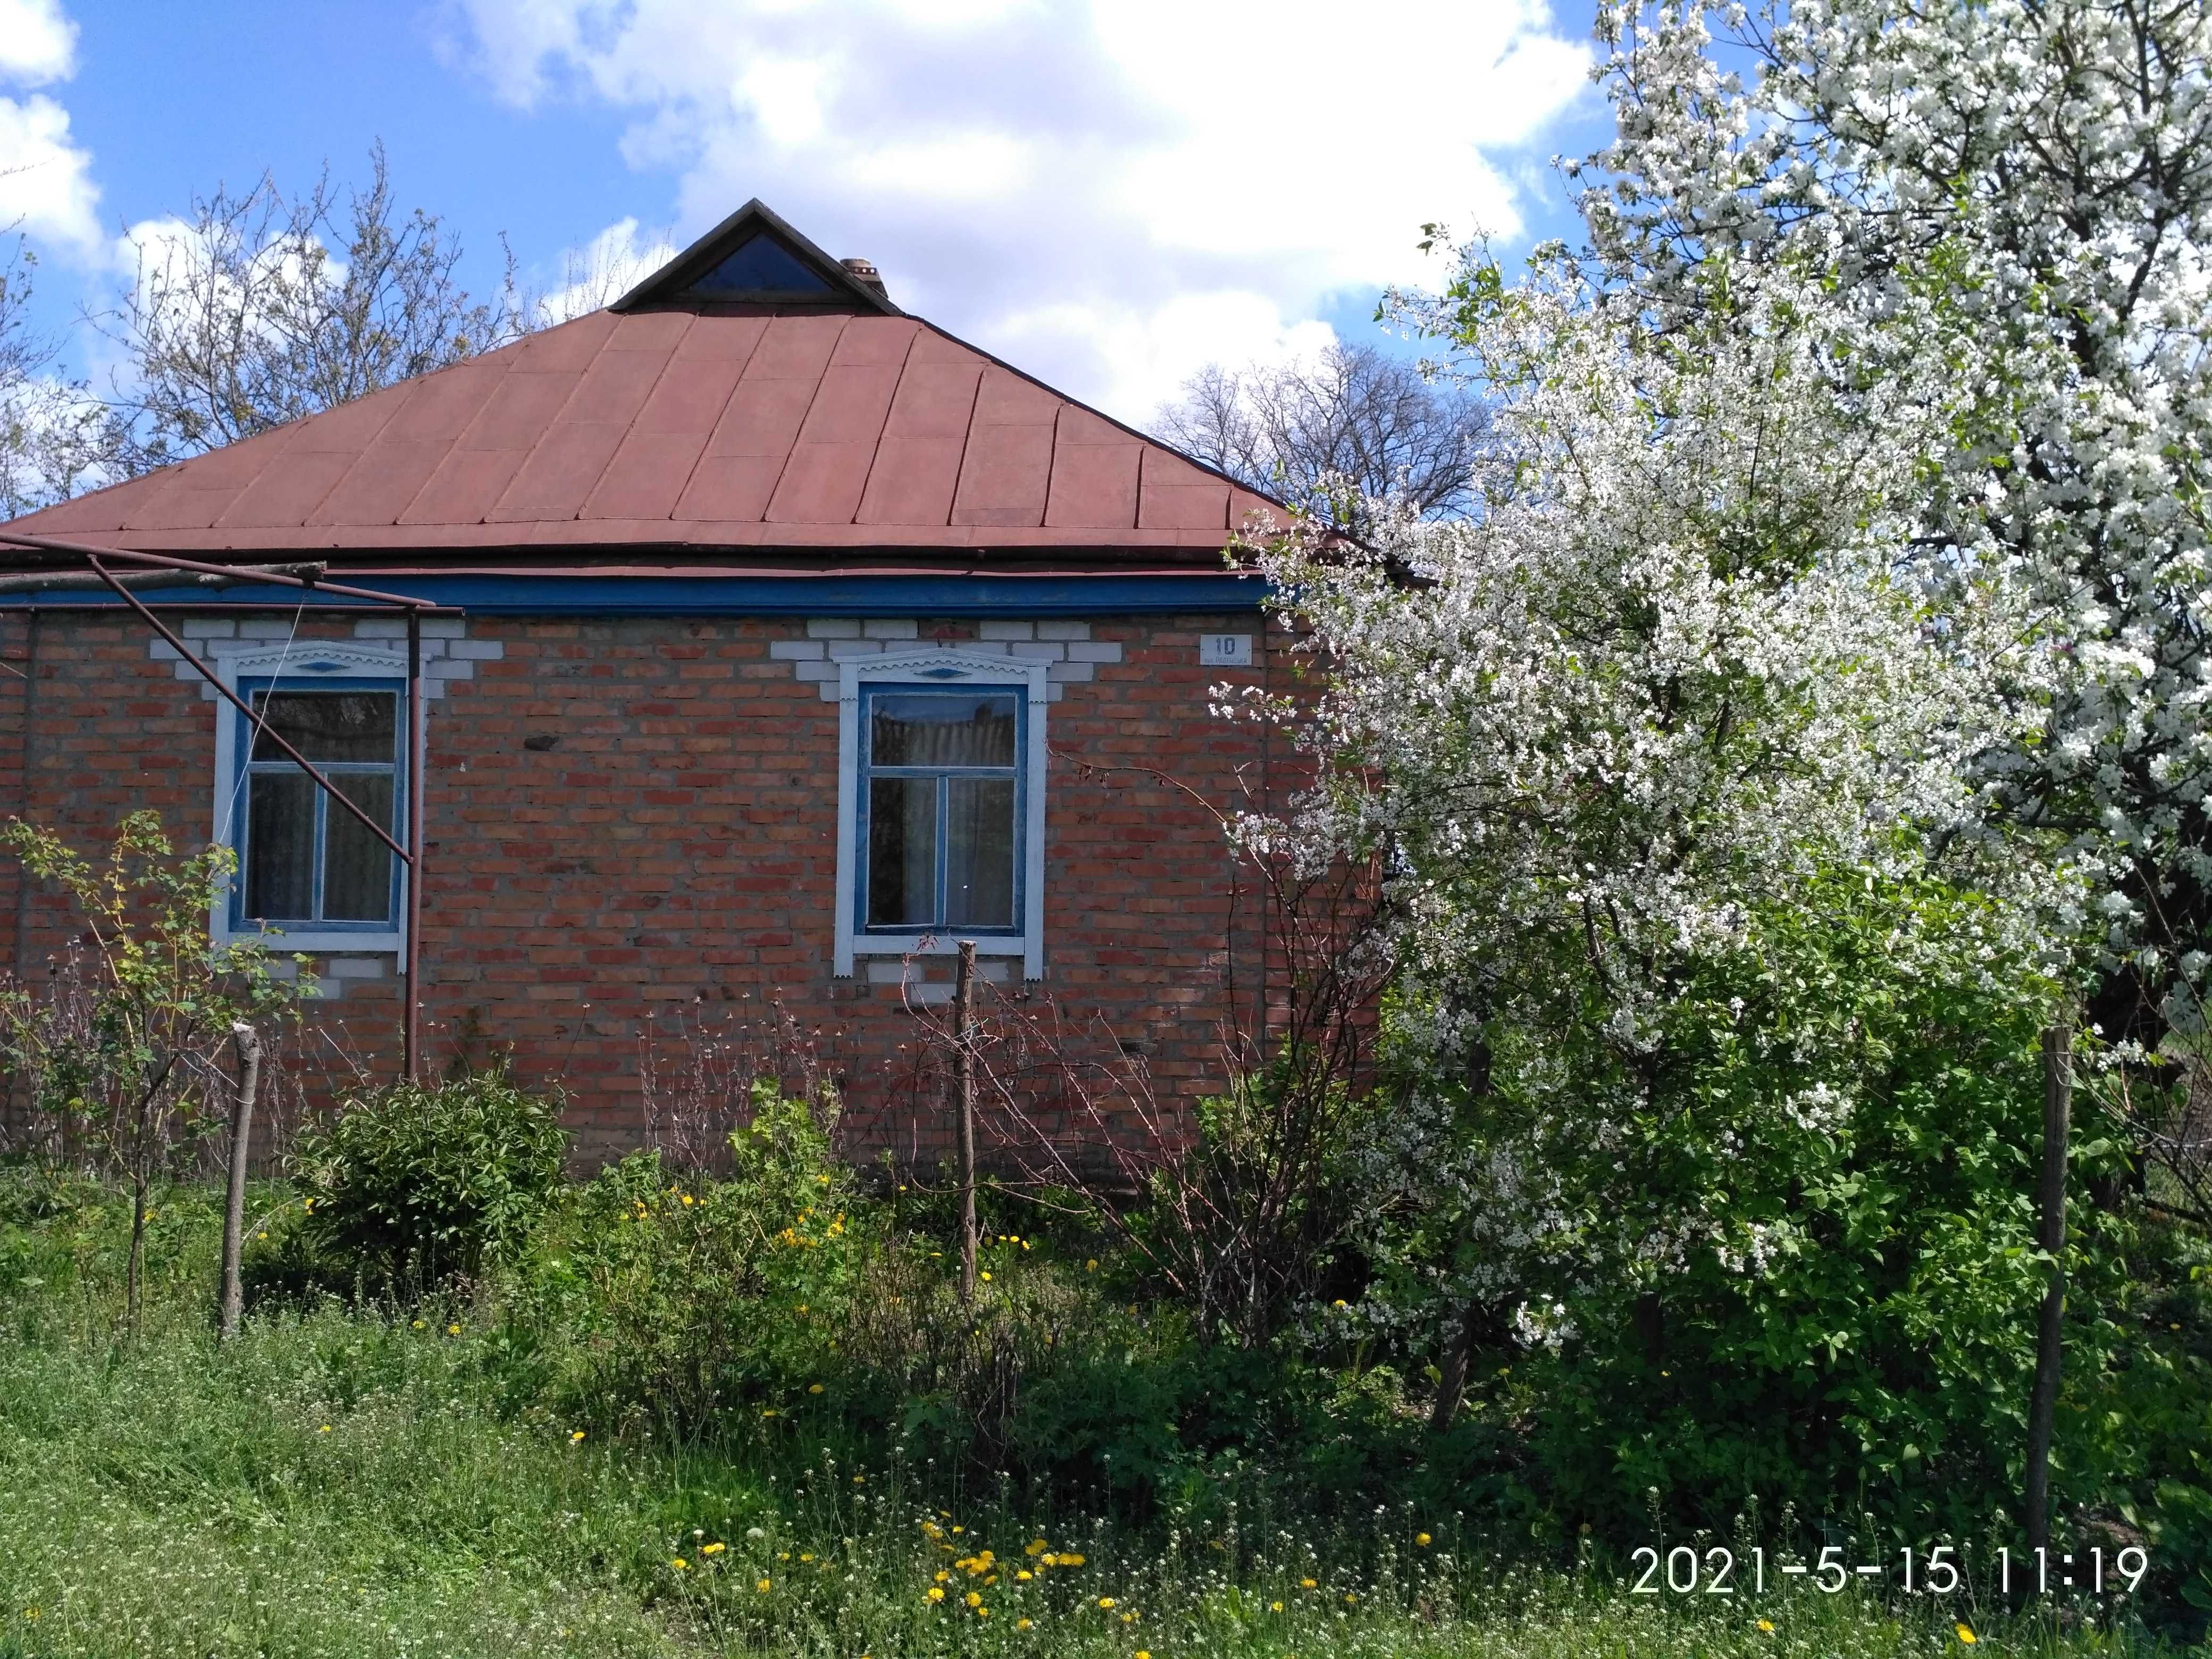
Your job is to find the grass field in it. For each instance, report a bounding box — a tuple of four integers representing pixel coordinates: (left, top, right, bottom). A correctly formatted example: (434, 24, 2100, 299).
(0, 1175, 2189, 1658)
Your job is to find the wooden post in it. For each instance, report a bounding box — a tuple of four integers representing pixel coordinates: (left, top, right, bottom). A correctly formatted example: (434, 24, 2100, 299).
(218, 1021, 264, 1342)
(955, 940, 978, 1306)
(2025, 1019, 2073, 1554)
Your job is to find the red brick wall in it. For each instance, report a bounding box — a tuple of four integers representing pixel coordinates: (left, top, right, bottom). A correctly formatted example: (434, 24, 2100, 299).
(1, 607, 1293, 1168)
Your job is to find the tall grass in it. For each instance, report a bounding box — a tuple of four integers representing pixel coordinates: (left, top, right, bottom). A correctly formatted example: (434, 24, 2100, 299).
(0, 1174, 2183, 1657)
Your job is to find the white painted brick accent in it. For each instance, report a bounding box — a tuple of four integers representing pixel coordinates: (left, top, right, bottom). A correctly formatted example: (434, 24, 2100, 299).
(807, 617, 862, 638)
(792, 660, 837, 682)
(868, 959, 1007, 985)
(1047, 660, 1095, 683)
(957, 640, 1011, 655)
(1066, 640, 1124, 663)
(426, 659, 475, 682)
(446, 639, 504, 660)
(420, 619, 466, 639)
(351, 619, 408, 639)
(1035, 621, 1092, 640)
(977, 619, 1034, 640)
(769, 639, 826, 660)
(862, 617, 918, 639)
(179, 617, 237, 638)
(826, 640, 887, 659)
(1008, 641, 1065, 661)
(149, 640, 182, 661)
(238, 618, 299, 639)
(324, 956, 387, 979)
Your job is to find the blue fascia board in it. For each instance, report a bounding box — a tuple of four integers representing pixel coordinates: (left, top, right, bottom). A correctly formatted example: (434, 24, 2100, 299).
(5, 572, 1271, 616)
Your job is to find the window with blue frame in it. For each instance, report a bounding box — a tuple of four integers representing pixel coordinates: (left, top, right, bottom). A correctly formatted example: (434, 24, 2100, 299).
(233, 684, 403, 929)
(859, 687, 1021, 934)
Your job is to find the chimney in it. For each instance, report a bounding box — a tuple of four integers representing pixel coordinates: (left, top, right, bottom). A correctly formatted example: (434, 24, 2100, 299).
(841, 257, 889, 302)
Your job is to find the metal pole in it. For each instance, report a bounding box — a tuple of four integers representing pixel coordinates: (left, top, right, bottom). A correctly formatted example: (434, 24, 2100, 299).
(2025, 1019, 2074, 1555)
(0, 532, 437, 609)
(84, 557, 412, 864)
(217, 1022, 263, 1342)
(955, 939, 978, 1305)
(405, 609, 425, 1084)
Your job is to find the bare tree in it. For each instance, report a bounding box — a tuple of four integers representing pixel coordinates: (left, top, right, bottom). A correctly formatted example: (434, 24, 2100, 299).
(100, 143, 529, 469)
(1154, 341, 1486, 533)
(0, 237, 129, 515)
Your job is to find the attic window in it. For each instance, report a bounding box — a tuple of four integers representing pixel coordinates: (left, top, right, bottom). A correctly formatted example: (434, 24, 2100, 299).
(681, 233, 837, 301)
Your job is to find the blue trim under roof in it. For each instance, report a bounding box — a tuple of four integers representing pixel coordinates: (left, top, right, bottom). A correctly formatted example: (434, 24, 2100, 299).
(4, 572, 1270, 617)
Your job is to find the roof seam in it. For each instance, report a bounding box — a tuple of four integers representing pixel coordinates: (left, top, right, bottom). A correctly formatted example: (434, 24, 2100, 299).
(761, 315, 853, 525)
(849, 322, 927, 526)
(941, 350, 986, 531)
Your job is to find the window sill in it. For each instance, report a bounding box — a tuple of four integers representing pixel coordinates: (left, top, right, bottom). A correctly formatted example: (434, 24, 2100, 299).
(216, 925, 403, 956)
(849, 935, 1030, 958)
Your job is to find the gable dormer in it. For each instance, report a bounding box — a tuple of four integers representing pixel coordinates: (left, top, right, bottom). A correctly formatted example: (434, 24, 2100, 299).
(611, 198, 903, 316)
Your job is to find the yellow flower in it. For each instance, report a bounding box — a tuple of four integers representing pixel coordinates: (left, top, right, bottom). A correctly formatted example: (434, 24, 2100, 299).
(985, 1573, 999, 1586)
(1058, 1551, 1086, 1566)
(681, 1193, 694, 1205)
(1344, 1592, 1359, 1604)
(1017, 1569, 1033, 1581)
(755, 1579, 772, 1594)
(980, 1271, 992, 1281)
(569, 1429, 586, 1443)
(966, 1591, 983, 1608)
(1300, 1578, 1317, 1589)
(1086, 1259, 1099, 1271)
(1758, 1620, 1774, 1633)
(317, 1425, 332, 1434)
(808, 1383, 825, 1395)
(257, 1230, 269, 1240)
(1956, 1626, 1978, 1646)
(1097, 1597, 1117, 1609)
(799, 1553, 814, 1563)
(1137, 1651, 1152, 1659)
(925, 1586, 945, 1603)
(671, 1559, 688, 1571)
(1415, 1532, 1431, 1546)
(853, 1474, 866, 1485)
(700, 1543, 723, 1556)
(1026, 1538, 1050, 1555)
(447, 1323, 461, 1336)
(1270, 1601, 1284, 1613)
(935, 1571, 951, 1583)
(1018, 1618, 1033, 1630)
(761, 1409, 779, 1418)
(1333, 1298, 1348, 1308)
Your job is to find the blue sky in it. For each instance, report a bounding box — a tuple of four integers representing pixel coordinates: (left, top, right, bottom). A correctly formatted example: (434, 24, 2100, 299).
(9, 0, 1611, 425)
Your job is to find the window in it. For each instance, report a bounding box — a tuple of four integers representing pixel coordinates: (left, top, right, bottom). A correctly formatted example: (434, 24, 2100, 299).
(834, 649, 1049, 979)
(205, 646, 415, 953)
(861, 689, 1021, 933)
(234, 685, 403, 932)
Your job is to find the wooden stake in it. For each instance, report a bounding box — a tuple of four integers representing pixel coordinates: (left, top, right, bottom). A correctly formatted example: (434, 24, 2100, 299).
(219, 1021, 264, 1342)
(955, 940, 978, 1306)
(2025, 1018, 2073, 1554)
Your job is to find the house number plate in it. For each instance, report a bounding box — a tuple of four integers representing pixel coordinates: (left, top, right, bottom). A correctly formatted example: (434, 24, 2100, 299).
(1199, 633, 1253, 666)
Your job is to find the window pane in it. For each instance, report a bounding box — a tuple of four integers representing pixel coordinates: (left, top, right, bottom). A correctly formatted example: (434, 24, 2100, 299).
(250, 691, 397, 763)
(867, 775, 937, 927)
(870, 693, 1017, 768)
(244, 772, 315, 920)
(945, 776, 1015, 928)
(322, 773, 396, 923)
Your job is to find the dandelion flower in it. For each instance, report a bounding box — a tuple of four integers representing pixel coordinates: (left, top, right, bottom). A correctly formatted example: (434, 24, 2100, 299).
(1137, 1651, 1152, 1659)
(981, 1271, 992, 1281)
(853, 1475, 866, 1485)
(1017, 1569, 1033, 1581)
(756, 1579, 772, 1594)
(1097, 1597, 1116, 1609)
(1300, 1578, 1317, 1589)
(671, 1559, 688, 1571)
(1415, 1532, 1431, 1547)
(966, 1591, 983, 1608)
(701, 1543, 724, 1556)
(809, 1383, 825, 1395)
(317, 1425, 332, 1434)
(1333, 1299, 1347, 1308)
(569, 1429, 585, 1443)
(447, 1323, 461, 1336)
(1086, 1259, 1098, 1271)
(799, 1553, 814, 1563)
(1271, 1601, 1284, 1613)
(1758, 1620, 1774, 1633)
(925, 1587, 945, 1603)
(1018, 1617, 1033, 1630)
(1058, 1552, 1086, 1566)
(1956, 1626, 1978, 1646)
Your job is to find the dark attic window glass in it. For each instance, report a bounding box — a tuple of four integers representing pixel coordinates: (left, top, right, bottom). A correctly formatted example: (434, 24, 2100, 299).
(682, 234, 837, 299)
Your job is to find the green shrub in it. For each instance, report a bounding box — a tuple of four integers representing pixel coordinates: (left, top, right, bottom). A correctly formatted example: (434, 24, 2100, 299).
(293, 1067, 569, 1291)
(512, 1080, 871, 1429)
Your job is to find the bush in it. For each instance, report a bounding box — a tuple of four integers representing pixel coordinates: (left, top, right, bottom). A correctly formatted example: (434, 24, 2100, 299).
(512, 1079, 870, 1430)
(293, 1067, 568, 1291)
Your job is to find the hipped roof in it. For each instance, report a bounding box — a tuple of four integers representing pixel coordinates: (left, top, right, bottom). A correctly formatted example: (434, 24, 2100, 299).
(6, 201, 1285, 567)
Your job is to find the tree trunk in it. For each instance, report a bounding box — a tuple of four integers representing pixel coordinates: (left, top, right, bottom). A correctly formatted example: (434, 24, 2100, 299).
(2025, 1019, 2073, 1555)
(1429, 1297, 1482, 1431)
(954, 940, 979, 1306)
(126, 1174, 147, 1337)
(218, 1022, 263, 1342)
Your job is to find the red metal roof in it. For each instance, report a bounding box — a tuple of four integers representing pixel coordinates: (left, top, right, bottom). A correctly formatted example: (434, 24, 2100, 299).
(6, 217, 1285, 566)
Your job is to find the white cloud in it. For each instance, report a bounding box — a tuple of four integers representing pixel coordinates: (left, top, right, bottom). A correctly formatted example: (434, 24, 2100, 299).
(446, 0, 1590, 423)
(0, 0, 77, 87)
(538, 214, 680, 323)
(0, 91, 100, 256)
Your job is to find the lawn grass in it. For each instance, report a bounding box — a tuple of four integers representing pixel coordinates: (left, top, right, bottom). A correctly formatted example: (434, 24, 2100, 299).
(0, 1174, 2188, 1657)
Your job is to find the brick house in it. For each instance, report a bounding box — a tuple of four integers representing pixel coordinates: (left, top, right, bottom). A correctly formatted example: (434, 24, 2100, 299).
(0, 202, 1293, 1162)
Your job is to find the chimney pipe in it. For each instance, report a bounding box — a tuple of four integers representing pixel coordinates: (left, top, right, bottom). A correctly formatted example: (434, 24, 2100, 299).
(841, 257, 889, 301)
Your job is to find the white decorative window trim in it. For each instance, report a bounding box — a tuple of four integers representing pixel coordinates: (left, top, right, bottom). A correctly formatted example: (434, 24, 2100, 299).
(152, 615, 493, 700)
(203, 638, 429, 957)
(770, 617, 1121, 701)
(833, 646, 1050, 981)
